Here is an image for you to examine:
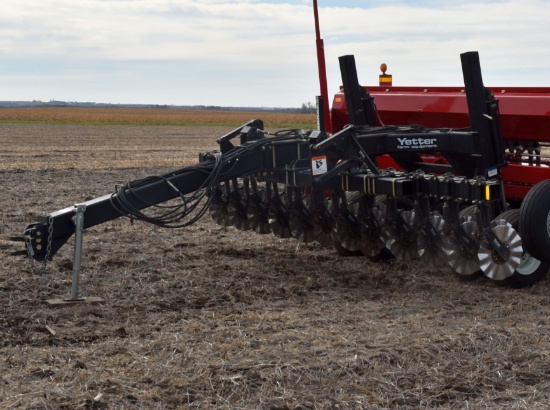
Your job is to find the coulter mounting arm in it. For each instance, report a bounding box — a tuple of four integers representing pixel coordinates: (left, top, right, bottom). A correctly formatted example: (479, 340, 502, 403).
(17, 120, 310, 262)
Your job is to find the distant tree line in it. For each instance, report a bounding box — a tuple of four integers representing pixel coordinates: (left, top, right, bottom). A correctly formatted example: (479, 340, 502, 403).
(0, 100, 318, 114)
(301, 102, 316, 114)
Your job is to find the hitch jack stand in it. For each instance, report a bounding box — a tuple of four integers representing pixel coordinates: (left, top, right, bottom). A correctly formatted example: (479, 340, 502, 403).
(47, 204, 104, 306)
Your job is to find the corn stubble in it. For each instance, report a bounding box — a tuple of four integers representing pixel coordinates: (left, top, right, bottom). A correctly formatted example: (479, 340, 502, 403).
(1, 123, 550, 409)
(0, 107, 316, 128)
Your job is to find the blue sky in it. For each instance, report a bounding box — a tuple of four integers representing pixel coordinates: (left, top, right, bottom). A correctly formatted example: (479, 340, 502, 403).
(1, 0, 548, 107)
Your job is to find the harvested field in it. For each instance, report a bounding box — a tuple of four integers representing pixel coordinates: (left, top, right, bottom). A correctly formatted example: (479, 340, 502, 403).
(0, 107, 316, 128)
(2, 121, 550, 409)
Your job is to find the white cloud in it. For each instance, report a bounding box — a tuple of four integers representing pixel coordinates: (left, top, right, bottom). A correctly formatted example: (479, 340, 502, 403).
(0, 1, 314, 63)
(0, 0, 548, 106)
(319, 1, 550, 87)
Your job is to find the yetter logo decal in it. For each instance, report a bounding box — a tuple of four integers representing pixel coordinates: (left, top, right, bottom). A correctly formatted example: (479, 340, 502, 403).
(396, 137, 437, 150)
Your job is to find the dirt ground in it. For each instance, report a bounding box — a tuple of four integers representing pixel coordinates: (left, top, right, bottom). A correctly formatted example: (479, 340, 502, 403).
(2, 124, 550, 409)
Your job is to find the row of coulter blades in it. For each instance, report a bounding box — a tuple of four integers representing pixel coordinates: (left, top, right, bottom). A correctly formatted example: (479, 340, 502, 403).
(208, 175, 523, 282)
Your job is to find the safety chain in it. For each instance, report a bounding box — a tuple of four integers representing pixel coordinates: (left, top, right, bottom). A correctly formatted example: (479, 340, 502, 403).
(30, 216, 54, 281)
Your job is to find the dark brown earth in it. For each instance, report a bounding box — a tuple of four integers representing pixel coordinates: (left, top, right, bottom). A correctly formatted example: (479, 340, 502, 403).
(2, 124, 550, 409)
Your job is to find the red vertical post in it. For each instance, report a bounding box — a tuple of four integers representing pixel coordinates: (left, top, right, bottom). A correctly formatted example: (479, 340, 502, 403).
(313, 0, 332, 132)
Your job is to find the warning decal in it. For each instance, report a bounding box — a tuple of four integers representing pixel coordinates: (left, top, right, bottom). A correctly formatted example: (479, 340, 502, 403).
(311, 156, 328, 175)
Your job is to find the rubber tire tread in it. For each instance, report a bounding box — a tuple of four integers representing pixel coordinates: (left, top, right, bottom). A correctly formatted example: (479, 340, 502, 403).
(499, 208, 549, 287)
(519, 180, 550, 261)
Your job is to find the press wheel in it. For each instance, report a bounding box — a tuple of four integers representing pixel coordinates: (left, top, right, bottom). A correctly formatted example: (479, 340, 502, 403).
(209, 191, 230, 227)
(359, 206, 387, 258)
(289, 203, 319, 243)
(226, 190, 250, 231)
(313, 209, 334, 248)
(478, 219, 523, 281)
(316, 229, 334, 248)
(417, 212, 447, 267)
(497, 209, 549, 287)
(324, 196, 362, 256)
(247, 199, 270, 234)
(385, 210, 418, 261)
(442, 218, 481, 276)
(268, 194, 292, 239)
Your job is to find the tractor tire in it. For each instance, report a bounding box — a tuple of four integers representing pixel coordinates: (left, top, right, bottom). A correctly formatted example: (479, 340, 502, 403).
(519, 180, 550, 262)
(498, 209, 549, 287)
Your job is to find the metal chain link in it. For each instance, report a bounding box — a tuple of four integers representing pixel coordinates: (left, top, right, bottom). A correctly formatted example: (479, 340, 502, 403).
(30, 216, 54, 281)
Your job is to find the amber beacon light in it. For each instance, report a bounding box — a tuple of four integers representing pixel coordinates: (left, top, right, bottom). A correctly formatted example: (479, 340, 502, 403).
(379, 63, 392, 86)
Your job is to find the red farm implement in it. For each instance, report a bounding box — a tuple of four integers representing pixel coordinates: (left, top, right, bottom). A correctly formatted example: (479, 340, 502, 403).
(11, 1, 550, 299)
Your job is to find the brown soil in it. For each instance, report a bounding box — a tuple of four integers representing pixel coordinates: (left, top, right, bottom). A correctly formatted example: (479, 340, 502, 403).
(2, 124, 550, 409)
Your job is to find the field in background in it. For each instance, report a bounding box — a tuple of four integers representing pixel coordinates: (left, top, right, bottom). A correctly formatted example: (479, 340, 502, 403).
(0, 107, 317, 128)
(0, 124, 227, 171)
